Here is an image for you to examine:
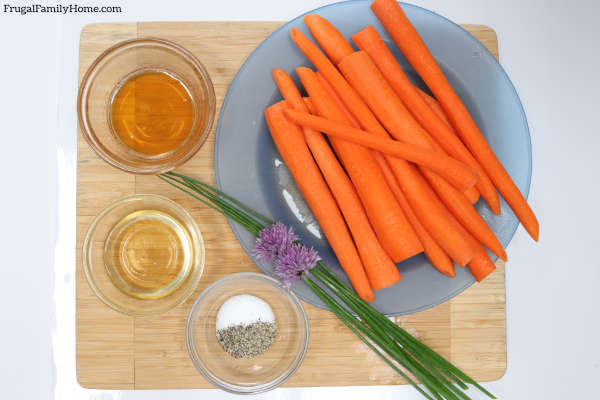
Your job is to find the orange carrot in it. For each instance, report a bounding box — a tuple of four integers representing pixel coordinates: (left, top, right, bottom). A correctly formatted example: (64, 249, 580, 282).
(272, 69, 400, 290)
(390, 157, 474, 266)
(296, 67, 423, 264)
(417, 89, 481, 204)
(306, 97, 404, 288)
(417, 88, 454, 131)
(466, 236, 497, 281)
(371, 0, 539, 240)
(304, 14, 354, 65)
(352, 25, 500, 214)
(415, 86, 482, 203)
(339, 51, 507, 261)
(426, 169, 507, 261)
(379, 161, 456, 277)
(284, 109, 478, 191)
(314, 78, 476, 277)
(289, 27, 473, 266)
(315, 72, 455, 276)
(464, 186, 481, 204)
(303, 96, 314, 111)
(265, 101, 375, 301)
(317, 72, 360, 125)
(448, 210, 496, 281)
(301, 97, 418, 279)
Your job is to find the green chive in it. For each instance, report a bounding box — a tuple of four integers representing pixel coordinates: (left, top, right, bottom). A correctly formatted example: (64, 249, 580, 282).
(157, 172, 496, 400)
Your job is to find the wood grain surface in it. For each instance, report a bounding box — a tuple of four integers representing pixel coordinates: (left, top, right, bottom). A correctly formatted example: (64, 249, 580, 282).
(76, 21, 506, 389)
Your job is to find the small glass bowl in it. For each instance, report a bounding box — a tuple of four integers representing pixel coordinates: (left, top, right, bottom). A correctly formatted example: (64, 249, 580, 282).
(82, 194, 205, 316)
(186, 272, 309, 394)
(77, 38, 215, 174)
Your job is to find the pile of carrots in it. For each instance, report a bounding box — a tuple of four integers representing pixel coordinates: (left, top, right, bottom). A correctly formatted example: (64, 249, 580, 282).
(265, 0, 538, 302)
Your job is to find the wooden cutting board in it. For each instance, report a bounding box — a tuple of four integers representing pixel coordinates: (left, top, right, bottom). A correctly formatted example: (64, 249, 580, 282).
(76, 21, 506, 389)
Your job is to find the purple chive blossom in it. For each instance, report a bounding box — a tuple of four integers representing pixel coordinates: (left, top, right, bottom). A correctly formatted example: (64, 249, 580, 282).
(275, 244, 321, 288)
(254, 222, 298, 263)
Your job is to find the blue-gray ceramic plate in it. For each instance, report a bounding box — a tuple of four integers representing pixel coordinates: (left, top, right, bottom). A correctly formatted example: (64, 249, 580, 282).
(214, 0, 531, 316)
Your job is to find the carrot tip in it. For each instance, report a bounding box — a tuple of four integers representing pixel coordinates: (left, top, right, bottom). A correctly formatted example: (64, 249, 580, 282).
(362, 293, 376, 302)
(442, 268, 456, 278)
(371, 277, 402, 291)
(523, 221, 539, 241)
(272, 68, 286, 77)
(531, 231, 539, 242)
(473, 270, 494, 282)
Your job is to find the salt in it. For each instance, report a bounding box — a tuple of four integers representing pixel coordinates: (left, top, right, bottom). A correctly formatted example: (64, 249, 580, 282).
(216, 294, 275, 331)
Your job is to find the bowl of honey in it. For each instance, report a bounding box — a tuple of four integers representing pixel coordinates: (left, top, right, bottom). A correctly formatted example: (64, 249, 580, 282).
(78, 38, 215, 174)
(82, 194, 205, 316)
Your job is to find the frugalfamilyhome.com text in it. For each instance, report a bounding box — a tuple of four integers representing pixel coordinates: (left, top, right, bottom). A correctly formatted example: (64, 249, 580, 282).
(3, 3, 122, 15)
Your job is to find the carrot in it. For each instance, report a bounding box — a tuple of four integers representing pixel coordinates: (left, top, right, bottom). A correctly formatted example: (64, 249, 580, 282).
(272, 69, 401, 290)
(336, 50, 463, 173)
(296, 67, 423, 264)
(304, 14, 354, 65)
(289, 27, 473, 266)
(265, 101, 375, 301)
(464, 186, 481, 204)
(317, 74, 482, 278)
(317, 72, 360, 125)
(417, 88, 454, 131)
(391, 158, 474, 266)
(315, 72, 455, 276)
(466, 236, 497, 281)
(307, 95, 413, 279)
(284, 109, 478, 192)
(426, 169, 507, 261)
(417, 89, 481, 204)
(339, 51, 507, 261)
(303, 96, 314, 112)
(447, 210, 496, 281)
(379, 161, 456, 277)
(352, 25, 500, 214)
(306, 98, 405, 288)
(371, 0, 539, 240)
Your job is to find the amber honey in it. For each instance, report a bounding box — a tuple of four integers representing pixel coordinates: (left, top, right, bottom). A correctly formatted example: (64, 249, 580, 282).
(109, 70, 195, 156)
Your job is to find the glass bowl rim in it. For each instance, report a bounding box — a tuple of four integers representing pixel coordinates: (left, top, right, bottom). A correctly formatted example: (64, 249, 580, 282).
(77, 37, 216, 175)
(82, 193, 206, 316)
(185, 272, 309, 394)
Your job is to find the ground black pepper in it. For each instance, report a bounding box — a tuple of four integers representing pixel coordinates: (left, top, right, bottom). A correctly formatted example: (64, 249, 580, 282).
(216, 321, 277, 358)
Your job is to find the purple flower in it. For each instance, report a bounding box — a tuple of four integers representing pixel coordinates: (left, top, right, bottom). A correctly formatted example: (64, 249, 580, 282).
(253, 222, 321, 288)
(275, 244, 321, 288)
(254, 222, 298, 263)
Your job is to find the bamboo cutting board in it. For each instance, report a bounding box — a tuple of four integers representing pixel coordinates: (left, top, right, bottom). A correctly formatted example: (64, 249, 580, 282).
(76, 21, 506, 389)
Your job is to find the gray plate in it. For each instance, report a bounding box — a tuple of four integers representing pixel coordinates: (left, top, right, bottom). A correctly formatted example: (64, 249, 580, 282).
(214, 0, 531, 316)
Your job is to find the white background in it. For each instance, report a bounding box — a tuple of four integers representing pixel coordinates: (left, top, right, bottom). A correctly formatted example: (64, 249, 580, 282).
(1, 0, 599, 399)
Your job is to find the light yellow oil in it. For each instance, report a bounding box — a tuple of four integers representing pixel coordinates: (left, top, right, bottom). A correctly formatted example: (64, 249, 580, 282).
(103, 209, 193, 299)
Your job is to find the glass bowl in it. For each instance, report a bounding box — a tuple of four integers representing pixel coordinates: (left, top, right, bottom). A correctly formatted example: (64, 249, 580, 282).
(77, 38, 215, 174)
(82, 194, 205, 316)
(186, 272, 309, 394)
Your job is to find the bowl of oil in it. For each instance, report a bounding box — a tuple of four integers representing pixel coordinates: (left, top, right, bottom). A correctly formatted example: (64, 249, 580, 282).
(82, 194, 205, 316)
(77, 38, 215, 174)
